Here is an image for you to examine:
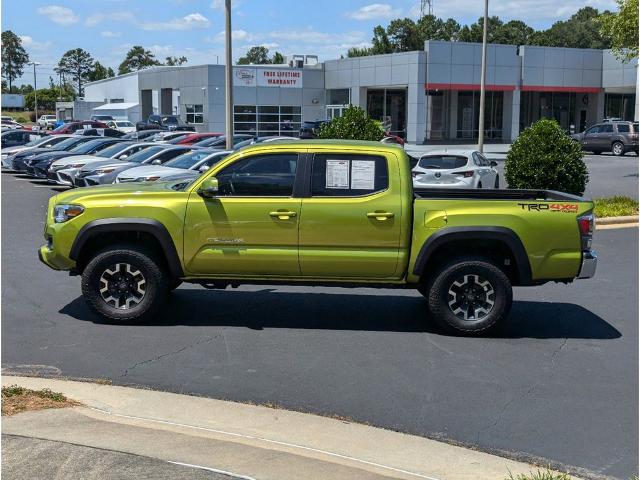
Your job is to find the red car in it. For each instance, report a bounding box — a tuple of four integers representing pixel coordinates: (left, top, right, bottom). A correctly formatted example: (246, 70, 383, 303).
(171, 132, 224, 145)
(381, 132, 405, 146)
(49, 121, 108, 135)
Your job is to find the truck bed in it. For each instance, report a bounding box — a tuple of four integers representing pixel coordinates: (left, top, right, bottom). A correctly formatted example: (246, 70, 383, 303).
(413, 188, 585, 202)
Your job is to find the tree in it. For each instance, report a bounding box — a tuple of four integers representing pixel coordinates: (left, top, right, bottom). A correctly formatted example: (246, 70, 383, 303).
(504, 119, 588, 196)
(118, 46, 161, 75)
(271, 51, 285, 64)
(56, 48, 95, 97)
(87, 61, 115, 82)
(317, 105, 385, 141)
(370, 25, 393, 54)
(599, 0, 638, 62)
(347, 47, 372, 57)
(458, 16, 505, 43)
(24, 86, 73, 110)
(165, 55, 188, 66)
(386, 18, 422, 51)
(1, 30, 29, 91)
(532, 7, 611, 49)
(493, 20, 535, 45)
(416, 15, 460, 42)
(237, 46, 271, 64)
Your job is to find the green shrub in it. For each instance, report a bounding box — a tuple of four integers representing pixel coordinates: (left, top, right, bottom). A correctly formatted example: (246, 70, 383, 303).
(504, 118, 588, 196)
(506, 468, 571, 480)
(593, 196, 639, 217)
(14, 115, 28, 123)
(317, 105, 384, 141)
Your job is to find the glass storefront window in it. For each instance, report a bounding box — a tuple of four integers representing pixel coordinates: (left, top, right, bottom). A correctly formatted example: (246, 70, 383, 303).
(327, 89, 350, 105)
(366, 89, 407, 139)
(455, 91, 503, 139)
(605, 93, 636, 121)
(234, 105, 301, 136)
(520, 92, 576, 133)
(185, 104, 203, 124)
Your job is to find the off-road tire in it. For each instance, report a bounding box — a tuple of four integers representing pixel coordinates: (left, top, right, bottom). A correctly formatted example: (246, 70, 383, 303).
(81, 244, 169, 324)
(611, 141, 624, 156)
(423, 256, 512, 335)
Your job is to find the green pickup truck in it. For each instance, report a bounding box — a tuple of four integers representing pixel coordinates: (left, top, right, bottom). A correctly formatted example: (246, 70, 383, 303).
(39, 140, 597, 334)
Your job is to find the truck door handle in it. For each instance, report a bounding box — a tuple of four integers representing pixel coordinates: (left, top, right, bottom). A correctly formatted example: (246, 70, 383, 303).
(269, 211, 297, 220)
(366, 211, 394, 220)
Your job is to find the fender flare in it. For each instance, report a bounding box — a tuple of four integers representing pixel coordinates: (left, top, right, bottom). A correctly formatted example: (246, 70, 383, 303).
(69, 218, 184, 277)
(413, 226, 532, 285)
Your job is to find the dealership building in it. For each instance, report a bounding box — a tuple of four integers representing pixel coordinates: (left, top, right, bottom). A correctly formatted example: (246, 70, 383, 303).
(77, 41, 638, 144)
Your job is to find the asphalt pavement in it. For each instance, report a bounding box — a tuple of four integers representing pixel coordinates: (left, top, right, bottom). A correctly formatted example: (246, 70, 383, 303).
(1, 171, 638, 479)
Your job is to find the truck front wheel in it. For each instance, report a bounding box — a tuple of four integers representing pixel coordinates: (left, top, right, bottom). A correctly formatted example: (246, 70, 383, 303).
(422, 256, 512, 335)
(81, 244, 169, 324)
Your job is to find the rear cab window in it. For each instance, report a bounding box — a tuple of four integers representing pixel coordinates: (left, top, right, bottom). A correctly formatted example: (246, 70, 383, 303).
(418, 155, 468, 170)
(311, 154, 388, 196)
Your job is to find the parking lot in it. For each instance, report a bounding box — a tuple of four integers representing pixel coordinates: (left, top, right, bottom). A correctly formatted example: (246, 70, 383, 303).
(1, 159, 638, 478)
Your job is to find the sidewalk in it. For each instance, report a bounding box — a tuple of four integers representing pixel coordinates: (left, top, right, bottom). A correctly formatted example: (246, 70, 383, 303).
(2, 376, 576, 480)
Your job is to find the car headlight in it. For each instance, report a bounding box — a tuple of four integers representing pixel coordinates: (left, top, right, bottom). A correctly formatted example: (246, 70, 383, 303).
(92, 167, 117, 174)
(67, 163, 86, 169)
(135, 176, 161, 182)
(53, 204, 84, 223)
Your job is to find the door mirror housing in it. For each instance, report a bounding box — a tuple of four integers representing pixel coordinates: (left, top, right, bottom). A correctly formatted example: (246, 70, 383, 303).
(199, 164, 210, 173)
(151, 159, 162, 165)
(489, 160, 498, 167)
(197, 176, 219, 198)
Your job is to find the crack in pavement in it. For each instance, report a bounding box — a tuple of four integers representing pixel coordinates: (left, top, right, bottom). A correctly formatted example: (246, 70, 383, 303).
(121, 335, 219, 378)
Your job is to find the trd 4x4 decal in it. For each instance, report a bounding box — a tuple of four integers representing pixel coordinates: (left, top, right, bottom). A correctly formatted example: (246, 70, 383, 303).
(518, 203, 579, 212)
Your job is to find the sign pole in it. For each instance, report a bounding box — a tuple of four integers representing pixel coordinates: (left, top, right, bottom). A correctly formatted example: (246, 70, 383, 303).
(477, 0, 488, 153)
(224, 0, 234, 150)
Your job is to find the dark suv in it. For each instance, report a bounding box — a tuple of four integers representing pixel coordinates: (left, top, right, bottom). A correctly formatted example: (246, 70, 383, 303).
(571, 121, 639, 156)
(299, 120, 327, 139)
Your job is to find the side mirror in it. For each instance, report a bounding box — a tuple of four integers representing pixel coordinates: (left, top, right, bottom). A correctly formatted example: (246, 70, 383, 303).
(119, 154, 128, 159)
(490, 160, 498, 167)
(197, 176, 219, 198)
(199, 165, 210, 172)
(151, 159, 162, 165)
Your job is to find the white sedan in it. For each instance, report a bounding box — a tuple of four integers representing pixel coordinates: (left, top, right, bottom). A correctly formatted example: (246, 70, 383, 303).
(106, 120, 136, 133)
(412, 149, 499, 189)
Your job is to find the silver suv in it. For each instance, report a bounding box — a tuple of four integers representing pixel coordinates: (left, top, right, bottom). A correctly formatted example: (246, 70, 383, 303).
(571, 121, 639, 156)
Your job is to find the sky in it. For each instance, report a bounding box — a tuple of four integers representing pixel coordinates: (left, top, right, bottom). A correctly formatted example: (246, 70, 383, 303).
(2, 0, 618, 86)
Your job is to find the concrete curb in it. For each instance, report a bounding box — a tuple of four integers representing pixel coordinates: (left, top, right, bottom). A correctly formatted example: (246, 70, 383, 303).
(595, 215, 639, 225)
(1, 376, 582, 480)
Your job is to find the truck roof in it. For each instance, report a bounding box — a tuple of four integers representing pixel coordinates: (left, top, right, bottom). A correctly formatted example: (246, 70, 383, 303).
(238, 139, 407, 150)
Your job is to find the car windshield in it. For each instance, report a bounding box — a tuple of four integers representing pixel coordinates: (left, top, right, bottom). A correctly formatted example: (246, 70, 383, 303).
(193, 137, 224, 147)
(55, 137, 93, 150)
(162, 116, 180, 125)
(126, 146, 166, 163)
(69, 140, 112, 154)
(116, 121, 133, 127)
(24, 136, 55, 147)
(418, 155, 468, 170)
(96, 143, 134, 158)
(166, 134, 189, 143)
(164, 150, 216, 169)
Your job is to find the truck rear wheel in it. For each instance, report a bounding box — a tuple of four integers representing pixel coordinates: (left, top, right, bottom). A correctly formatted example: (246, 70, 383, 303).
(422, 256, 512, 335)
(81, 244, 169, 324)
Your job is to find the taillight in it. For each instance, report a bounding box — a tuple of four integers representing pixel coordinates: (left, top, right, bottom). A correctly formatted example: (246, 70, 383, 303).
(452, 171, 474, 178)
(577, 213, 594, 250)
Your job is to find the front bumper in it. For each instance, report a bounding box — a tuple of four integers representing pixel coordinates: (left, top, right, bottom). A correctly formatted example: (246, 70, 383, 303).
(577, 250, 597, 279)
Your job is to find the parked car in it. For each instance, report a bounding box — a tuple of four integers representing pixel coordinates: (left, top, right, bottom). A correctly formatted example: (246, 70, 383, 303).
(45, 138, 128, 184)
(1, 116, 13, 122)
(1, 119, 23, 130)
(74, 145, 195, 186)
(91, 115, 115, 122)
(39, 141, 597, 333)
(121, 129, 163, 141)
(115, 149, 231, 183)
(2, 134, 72, 168)
(570, 121, 639, 156)
(169, 132, 223, 145)
(37, 115, 57, 130)
(136, 114, 196, 132)
(9, 135, 99, 172)
(299, 120, 327, 138)
(412, 150, 499, 189)
(1, 129, 43, 148)
(381, 133, 405, 146)
(50, 121, 109, 135)
(74, 127, 126, 138)
(105, 120, 136, 133)
(191, 134, 254, 148)
(152, 131, 194, 142)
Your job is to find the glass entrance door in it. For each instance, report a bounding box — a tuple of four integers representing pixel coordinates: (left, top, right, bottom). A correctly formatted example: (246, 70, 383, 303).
(367, 89, 407, 139)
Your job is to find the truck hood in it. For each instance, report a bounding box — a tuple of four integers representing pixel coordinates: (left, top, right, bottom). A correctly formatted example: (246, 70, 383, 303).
(117, 165, 187, 180)
(53, 179, 187, 204)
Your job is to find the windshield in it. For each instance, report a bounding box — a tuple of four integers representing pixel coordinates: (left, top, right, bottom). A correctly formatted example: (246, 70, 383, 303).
(55, 137, 93, 150)
(25, 136, 56, 147)
(69, 140, 112, 154)
(116, 121, 133, 127)
(126, 146, 166, 163)
(96, 143, 133, 158)
(194, 137, 225, 147)
(164, 150, 215, 169)
(162, 116, 180, 125)
(418, 155, 468, 170)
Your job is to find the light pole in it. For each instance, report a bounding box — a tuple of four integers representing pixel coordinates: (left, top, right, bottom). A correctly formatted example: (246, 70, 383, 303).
(201, 87, 206, 129)
(224, 0, 234, 150)
(29, 62, 41, 126)
(477, 0, 488, 153)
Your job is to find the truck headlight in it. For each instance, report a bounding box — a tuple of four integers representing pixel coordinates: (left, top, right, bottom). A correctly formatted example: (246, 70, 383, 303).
(53, 204, 84, 223)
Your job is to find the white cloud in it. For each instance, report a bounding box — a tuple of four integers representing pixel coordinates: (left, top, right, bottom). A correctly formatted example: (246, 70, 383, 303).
(36, 5, 79, 25)
(150, 44, 174, 56)
(411, 0, 617, 24)
(85, 12, 134, 26)
(18, 35, 52, 50)
(347, 3, 401, 21)
(210, 29, 255, 43)
(100, 31, 122, 38)
(141, 13, 211, 31)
